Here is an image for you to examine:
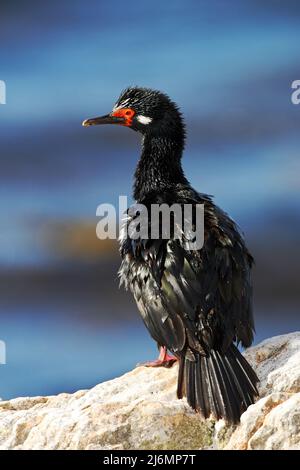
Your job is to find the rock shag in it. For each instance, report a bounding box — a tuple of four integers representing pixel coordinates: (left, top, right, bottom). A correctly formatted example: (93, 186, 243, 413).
(83, 87, 259, 424)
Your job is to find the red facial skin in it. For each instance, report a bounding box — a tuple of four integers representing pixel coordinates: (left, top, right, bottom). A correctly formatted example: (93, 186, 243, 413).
(111, 108, 135, 127)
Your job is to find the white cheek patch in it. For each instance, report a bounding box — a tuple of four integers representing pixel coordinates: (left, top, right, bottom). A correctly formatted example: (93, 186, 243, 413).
(136, 115, 152, 125)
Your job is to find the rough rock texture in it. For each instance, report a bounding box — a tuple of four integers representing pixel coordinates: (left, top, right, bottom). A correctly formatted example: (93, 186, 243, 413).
(0, 332, 299, 450)
(225, 332, 300, 450)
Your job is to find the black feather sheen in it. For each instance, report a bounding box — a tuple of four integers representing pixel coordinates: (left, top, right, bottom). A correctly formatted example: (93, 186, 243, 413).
(116, 86, 258, 424)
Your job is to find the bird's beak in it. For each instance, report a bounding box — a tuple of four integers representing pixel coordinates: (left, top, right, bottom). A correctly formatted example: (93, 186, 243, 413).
(82, 114, 125, 127)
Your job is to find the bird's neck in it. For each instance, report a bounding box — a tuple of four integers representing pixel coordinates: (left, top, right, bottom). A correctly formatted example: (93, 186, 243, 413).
(133, 134, 187, 201)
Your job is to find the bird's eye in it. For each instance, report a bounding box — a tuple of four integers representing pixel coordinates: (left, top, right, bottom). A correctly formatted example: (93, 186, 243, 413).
(125, 109, 134, 117)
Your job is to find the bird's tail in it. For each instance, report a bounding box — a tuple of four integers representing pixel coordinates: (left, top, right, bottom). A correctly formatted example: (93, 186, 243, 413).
(177, 344, 259, 424)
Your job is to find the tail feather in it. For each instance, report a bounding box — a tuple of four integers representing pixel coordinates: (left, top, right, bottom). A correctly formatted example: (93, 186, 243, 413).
(207, 353, 226, 419)
(214, 349, 243, 422)
(185, 360, 196, 410)
(210, 351, 238, 421)
(177, 344, 259, 424)
(194, 361, 207, 417)
(199, 358, 213, 418)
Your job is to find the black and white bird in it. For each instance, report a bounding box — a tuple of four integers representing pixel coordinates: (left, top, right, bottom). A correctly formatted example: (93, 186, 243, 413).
(83, 87, 259, 424)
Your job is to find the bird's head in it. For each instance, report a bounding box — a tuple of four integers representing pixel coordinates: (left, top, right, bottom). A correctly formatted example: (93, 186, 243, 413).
(82, 86, 185, 140)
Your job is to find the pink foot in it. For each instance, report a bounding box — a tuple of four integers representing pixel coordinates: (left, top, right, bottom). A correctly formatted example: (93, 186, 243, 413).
(138, 347, 178, 368)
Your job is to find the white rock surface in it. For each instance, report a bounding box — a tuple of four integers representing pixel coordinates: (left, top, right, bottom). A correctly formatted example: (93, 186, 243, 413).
(0, 332, 299, 450)
(225, 332, 300, 450)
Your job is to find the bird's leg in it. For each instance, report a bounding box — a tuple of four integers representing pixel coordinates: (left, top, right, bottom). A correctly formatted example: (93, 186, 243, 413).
(138, 346, 178, 368)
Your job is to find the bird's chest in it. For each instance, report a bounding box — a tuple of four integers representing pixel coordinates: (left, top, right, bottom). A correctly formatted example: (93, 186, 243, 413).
(119, 237, 162, 291)
(118, 202, 168, 286)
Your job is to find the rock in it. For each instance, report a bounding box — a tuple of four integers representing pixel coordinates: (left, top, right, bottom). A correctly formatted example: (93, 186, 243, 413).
(0, 332, 299, 450)
(225, 332, 300, 450)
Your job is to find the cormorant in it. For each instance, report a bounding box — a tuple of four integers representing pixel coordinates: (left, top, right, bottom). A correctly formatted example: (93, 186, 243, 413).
(83, 87, 259, 424)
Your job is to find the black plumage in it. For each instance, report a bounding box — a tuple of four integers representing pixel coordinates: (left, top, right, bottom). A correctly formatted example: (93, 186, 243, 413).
(83, 86, 259, 424)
